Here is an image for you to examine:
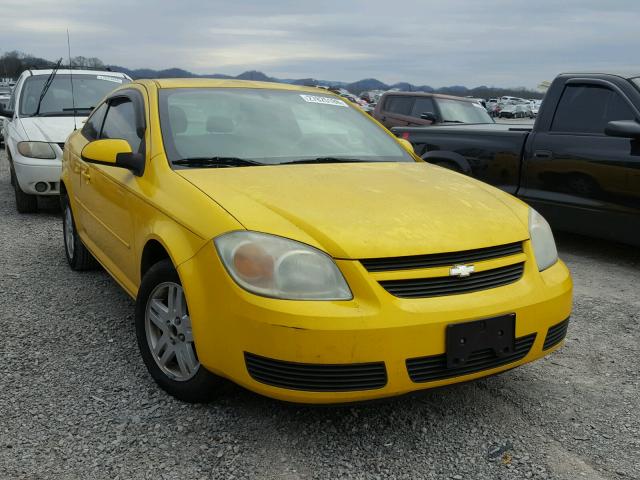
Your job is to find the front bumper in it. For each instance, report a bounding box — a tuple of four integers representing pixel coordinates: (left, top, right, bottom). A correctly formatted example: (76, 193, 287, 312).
(12, 152, 62, 195)
(179, 241, 572, 404)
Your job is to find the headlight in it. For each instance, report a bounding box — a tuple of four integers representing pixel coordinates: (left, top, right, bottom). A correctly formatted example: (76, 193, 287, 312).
(215, 231, 352, 300)
(529, 208, 558, 271)
(17, 141, 56, 159)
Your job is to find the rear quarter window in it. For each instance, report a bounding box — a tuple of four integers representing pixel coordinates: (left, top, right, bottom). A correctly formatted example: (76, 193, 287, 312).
(384, 96, 413, 115)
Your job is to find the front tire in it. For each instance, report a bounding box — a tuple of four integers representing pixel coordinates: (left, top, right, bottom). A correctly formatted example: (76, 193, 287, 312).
(135, 259, 222, 403)
(11, 168, 37, 213)
(62, 195, 98, 270)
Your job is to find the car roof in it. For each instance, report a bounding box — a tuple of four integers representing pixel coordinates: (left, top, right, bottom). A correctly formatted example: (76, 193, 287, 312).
(145, 78, 332, 93)
(559, 71, 640, 80)
(25, 69, 129, 78)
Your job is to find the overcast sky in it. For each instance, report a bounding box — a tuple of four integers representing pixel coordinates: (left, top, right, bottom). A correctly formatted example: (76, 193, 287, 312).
(1, 0, 638, 88)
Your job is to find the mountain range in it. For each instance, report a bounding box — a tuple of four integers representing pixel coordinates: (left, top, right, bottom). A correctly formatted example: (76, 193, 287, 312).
(107, 66, 543, 99)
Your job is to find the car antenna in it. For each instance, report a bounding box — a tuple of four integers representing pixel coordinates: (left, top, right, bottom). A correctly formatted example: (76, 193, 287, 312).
(67, 29, 77, 130)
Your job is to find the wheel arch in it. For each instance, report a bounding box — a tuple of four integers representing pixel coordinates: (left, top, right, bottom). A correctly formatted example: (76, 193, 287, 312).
(421, 150, 471, 174)
(140, 238, 173, 280)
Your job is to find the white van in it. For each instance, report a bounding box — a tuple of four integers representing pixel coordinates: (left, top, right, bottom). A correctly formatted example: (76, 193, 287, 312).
(0, 68, 131, 212)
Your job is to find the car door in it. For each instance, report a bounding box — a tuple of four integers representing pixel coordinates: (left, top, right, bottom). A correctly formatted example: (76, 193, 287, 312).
(76, 90, 146, 286)
(378, 95, 416, 128)
(409, 97, 437, 125)
(521, 79, 640, 245)
(68, 102, 108, 234)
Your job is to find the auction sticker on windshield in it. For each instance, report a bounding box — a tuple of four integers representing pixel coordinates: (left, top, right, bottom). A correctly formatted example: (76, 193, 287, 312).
(300, 94, 348, 107)
(97, 75, 123, 83)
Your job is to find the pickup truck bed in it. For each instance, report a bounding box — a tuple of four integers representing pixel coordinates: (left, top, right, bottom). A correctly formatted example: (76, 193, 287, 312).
(397, 123, 532, 195)
(393, 72, 640, 247)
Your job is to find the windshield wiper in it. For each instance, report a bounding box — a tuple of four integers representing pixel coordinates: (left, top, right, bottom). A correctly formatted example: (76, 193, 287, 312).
(63, 106, 94, 112)
(172, 157, 263, 168)
(280, 157, 368, 165)
(442, 120, 464, 124)
(33, 58, 62, 117)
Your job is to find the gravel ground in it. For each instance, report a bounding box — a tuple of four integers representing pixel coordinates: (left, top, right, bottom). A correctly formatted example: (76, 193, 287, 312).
(0, 148, 638, 480)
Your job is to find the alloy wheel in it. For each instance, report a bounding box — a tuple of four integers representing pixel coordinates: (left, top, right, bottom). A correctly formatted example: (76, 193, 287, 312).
(145, 282, 200, 381)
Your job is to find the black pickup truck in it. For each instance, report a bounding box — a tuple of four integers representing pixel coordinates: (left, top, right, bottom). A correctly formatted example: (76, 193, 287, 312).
(393, 72, 640, 247)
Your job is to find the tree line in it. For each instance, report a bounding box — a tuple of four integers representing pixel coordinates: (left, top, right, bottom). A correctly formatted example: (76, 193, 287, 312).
(0, 51, 104, 78)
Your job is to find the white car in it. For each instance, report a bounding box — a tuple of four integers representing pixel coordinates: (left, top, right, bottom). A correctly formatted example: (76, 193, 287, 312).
(499, 103, 533, 119)
(529, 100, 542, 117)
(0, 68, 131, 212)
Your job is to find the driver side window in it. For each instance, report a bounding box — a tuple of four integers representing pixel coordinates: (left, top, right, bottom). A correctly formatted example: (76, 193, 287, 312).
(81, 103, 108, 141)
(101, 97, 144, 153)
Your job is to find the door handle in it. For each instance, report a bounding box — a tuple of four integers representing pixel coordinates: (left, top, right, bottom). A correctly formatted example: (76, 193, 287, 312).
(81, 169, 91, 183)
(533, 150, 553, 159)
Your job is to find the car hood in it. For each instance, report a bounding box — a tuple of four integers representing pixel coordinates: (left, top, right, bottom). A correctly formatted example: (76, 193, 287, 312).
(19, 116, 86, 143)
(177, 162, 530, 259)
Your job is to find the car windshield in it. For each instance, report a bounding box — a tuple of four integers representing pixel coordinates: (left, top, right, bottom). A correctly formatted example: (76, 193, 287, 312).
(19, 74, 129, 116)
(159, 88, 414, 165)
(435, 98, 494, 123)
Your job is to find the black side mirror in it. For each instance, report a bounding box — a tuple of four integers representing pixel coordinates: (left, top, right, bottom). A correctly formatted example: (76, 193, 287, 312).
(0, 105, 14, 118)
(116, 152, 145, 176)
(420, 112, 438, 123)
(605, 120, 640, 139)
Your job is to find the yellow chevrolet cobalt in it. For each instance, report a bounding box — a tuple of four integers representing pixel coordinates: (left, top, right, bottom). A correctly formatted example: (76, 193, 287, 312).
(60, 79, 572, 404)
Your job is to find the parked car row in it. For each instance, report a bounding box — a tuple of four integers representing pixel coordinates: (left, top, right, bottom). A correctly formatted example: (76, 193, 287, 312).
(0, 71, 573, 405)
(0, 85, 11, 144)
(486, 97, 542, 118)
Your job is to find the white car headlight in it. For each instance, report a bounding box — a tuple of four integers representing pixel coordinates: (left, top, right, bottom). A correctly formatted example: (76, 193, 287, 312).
(529, 208, 558, 271)
(215, 231, 352, 300)
(17, 141, 57, 159)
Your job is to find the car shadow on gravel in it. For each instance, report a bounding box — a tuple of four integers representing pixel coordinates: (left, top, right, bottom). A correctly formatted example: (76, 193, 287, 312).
(555, 231, 640, 264)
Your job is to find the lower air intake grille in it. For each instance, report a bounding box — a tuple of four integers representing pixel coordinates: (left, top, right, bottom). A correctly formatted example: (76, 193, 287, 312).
(543, 318, 570, 350)
(244, 352, 387, 392)
(379, 262, 524, 298)
(406, 333, 536, 383)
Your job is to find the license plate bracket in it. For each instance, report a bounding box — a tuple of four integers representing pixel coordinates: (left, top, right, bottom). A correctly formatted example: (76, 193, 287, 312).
(446, 314, 515, 369)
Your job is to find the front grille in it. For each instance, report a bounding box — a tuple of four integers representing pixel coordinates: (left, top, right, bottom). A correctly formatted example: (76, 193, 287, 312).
(379, 262, 524, 298)
(361, 242, 523, 272)
(406, 333, 536, 383)
(244, 352, 387, 392)
(543, 318, 570, 350)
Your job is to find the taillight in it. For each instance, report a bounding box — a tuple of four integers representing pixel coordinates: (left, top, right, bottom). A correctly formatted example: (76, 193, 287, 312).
(401, 132, 410, 140)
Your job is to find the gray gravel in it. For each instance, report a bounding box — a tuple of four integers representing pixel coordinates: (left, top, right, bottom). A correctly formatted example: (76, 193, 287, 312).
(0, 148, 638, 480)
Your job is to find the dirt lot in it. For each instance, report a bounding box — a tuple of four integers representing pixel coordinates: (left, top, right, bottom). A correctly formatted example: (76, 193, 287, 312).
(0, 148, 638, 480)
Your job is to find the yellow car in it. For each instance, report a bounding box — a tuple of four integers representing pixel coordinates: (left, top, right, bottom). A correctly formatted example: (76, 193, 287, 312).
(61, 79, 572, 404)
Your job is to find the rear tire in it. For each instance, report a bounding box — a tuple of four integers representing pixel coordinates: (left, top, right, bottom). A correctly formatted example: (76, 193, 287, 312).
(135, 259, 223, 403)
(62, 195, 98, 271)
(12, 168, 37, 214)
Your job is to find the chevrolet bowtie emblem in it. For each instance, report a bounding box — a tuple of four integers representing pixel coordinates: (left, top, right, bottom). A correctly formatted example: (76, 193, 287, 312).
(450, 264, 475, 277)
